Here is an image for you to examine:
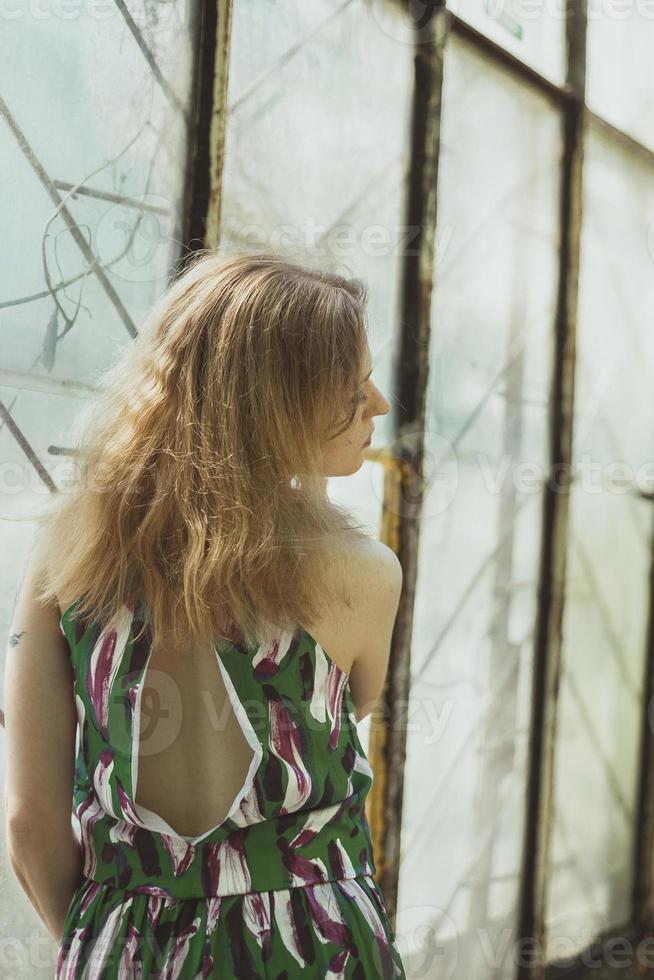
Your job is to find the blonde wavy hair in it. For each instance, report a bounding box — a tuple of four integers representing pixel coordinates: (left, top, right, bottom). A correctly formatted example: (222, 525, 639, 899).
(33, 250, 372, 653)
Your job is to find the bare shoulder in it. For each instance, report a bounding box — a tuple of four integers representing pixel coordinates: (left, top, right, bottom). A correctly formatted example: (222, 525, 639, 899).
(328, 534, 402, 608)
(346, 534, 402, 630)
(321, 535, 403, 722)
(353, 535, 402, 591)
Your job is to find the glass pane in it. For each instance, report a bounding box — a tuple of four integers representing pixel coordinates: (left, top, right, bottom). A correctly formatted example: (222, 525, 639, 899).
(545, 120, 654, 957)
(220, 0, 413, 452)
(395, 34, 561, 978)
(219, 0, 414, 848)
(446, 0, 565, 82)
(220, 0, 414, 764)
(586, 19, 654, 152)
(0, 3, 199, 972)
(1, 3, 196, 380)
(546, 490, 650, 958)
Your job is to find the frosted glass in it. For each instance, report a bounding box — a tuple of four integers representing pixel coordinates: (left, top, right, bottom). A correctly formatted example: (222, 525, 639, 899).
(395, 35, 560, 978)
(545, 121, 654, 958)
(587, 19, 654, 152)
(219, 0, 414, 868)
(220, 0, 413, 452)
(0, 3, 196, 382)
(546, 490, 650, 957)
(447, 0, 565, 82)
(0, 4, 198, 974)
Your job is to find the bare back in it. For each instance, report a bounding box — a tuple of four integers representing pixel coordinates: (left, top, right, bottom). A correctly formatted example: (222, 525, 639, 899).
(55, 536, 401, 839)
(132, 637, 257, 839)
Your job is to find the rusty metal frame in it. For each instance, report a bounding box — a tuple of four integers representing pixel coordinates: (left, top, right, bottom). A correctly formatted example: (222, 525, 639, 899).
(362, 447, 409, 889)
(515, 4, 587, 977)
(175, 0, 233, 259)
(450, 15, 569, 108)
(632, 528, 654, 931)
(362, 1, 448, 924)
(439, 5, 654, 974)
(64, 0, 651, 957)
(0, 0, 651, 962)
(449, 14, 654, 174)
(202, 0, 233, 250)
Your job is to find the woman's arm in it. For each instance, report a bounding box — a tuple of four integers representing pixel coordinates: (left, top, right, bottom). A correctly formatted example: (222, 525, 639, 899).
(346, 540, 403, 723)
(3, 529, 83, 943)
(6, 820, 84, 943)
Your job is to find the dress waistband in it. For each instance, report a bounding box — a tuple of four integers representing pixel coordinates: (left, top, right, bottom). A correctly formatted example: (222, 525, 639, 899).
(79, 802, 377, 899)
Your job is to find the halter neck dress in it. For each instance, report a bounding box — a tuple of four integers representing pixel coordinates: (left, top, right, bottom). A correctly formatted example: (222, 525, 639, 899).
(55, 596, 406, 979)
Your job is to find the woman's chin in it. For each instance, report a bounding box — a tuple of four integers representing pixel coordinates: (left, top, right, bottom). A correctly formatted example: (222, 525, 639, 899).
(344, 456, 366, 477)
(321, 457, 365, 479)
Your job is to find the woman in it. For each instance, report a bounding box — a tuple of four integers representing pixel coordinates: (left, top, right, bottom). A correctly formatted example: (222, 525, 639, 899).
(4, 250, 405, 978)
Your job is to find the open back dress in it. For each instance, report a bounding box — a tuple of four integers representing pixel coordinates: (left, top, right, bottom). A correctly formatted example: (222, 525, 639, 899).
(55, 596, 406, 979)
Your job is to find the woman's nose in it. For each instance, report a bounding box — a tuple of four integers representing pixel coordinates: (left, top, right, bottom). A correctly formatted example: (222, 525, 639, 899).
(372, 386, 391, 416)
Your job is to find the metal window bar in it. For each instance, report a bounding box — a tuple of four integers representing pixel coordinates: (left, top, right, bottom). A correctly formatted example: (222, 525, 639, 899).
(5, 3, 654, 972)
(364, 0, 447, 925)
(385, 4, 654, 974)
(182, 0, 233, 254)
(515, 3, 588, 978)
(633, 512, 654, 933)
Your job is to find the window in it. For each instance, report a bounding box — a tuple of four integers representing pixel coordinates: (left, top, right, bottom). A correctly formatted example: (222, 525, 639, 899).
(3, 3, 654, 977)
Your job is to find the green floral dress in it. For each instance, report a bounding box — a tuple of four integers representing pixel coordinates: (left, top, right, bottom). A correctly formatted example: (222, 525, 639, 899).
(55, 597, 406, 979)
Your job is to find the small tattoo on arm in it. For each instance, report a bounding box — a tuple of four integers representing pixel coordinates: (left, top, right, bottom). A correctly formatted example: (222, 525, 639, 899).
(9, 631, 25, 648)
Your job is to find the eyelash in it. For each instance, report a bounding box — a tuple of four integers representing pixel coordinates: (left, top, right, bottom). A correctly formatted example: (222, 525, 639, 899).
(356, 389, 368, 404)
